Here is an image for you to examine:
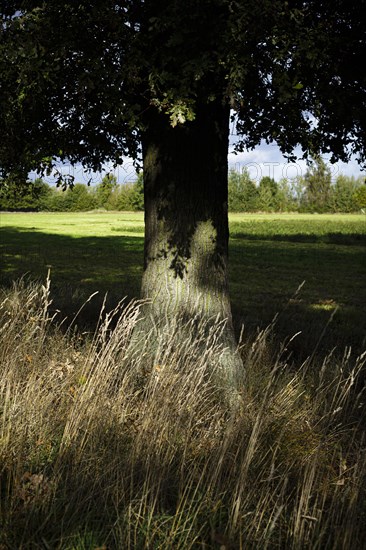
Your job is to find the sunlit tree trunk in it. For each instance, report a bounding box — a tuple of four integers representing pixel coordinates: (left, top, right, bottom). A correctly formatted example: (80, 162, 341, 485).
(139, 100, 243, 393)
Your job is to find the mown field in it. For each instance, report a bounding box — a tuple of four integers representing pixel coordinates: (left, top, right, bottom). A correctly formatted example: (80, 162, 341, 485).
(1, 211, 365, 357)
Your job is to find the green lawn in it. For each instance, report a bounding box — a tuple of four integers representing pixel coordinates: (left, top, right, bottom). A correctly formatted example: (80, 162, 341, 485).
(1, 211, 365, 357)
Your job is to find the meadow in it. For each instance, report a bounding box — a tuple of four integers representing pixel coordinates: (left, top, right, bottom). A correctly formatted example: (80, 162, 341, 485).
(0, 212, 366, 548)
(1, 211, 365, 357)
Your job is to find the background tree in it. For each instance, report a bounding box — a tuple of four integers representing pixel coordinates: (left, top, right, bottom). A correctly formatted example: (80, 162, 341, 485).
(228, 168, 258, 212)
(115, 175, 144, 211)
(95, 173, 118, 209)
(1, 1, 365, 390)
(129, 172, 144, 211)
(257, 176, 278, 212)
(0, 177, 51, 211)
(228, 170, 242, 212)
(228, 170, 258, 212)
(331, 175, 360, 212)
(302, 157, 332, 212)
(292, 175, 307, 211)
(354, 183, 366, 210)
(63, 183, 97, 212)
(276, 177, 296, 212)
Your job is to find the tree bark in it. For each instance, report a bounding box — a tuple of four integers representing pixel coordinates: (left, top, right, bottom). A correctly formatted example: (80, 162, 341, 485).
(139, 99, 243, 394)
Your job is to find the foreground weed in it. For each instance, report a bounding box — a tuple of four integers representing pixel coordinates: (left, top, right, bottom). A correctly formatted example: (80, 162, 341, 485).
(0, 279, 365, 549)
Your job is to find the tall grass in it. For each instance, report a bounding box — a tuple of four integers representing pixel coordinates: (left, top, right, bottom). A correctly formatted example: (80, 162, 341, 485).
(0, 279, 365, 549)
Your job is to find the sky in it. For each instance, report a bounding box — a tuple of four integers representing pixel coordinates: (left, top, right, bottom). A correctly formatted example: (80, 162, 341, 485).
(227, 137, 364, 185)
(34, 138, 364, 186)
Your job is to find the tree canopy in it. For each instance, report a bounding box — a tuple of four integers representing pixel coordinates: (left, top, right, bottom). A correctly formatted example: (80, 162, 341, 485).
(1, 0, 366, 181)
(1, 2, 366, 395)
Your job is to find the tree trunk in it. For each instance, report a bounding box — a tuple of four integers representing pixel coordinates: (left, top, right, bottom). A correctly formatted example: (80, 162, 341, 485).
(140, 100, 243, 394)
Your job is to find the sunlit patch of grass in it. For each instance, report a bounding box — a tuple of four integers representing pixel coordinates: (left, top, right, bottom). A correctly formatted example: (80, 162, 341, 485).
(0, 279, 365, 548)
(310, 299, 338, 311)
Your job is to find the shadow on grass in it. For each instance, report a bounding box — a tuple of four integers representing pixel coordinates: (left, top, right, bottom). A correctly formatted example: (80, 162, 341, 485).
(1, 225, 365, 357)
(232, 232, 366, 245)
(229, 234, 366, 358)
(0, 226, 144, 328)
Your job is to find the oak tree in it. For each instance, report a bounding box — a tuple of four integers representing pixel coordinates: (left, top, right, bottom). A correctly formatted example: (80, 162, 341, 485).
(1, 1, 365, 389)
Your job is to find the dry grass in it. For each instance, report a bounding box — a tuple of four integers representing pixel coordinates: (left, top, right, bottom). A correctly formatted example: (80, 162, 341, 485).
(0, 278, 365, 549)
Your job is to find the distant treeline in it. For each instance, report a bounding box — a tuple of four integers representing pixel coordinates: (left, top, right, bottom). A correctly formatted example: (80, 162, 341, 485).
(228, 157, 366, 213)
(0, 173, 144, 212)
(1, 158, 365, 213)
